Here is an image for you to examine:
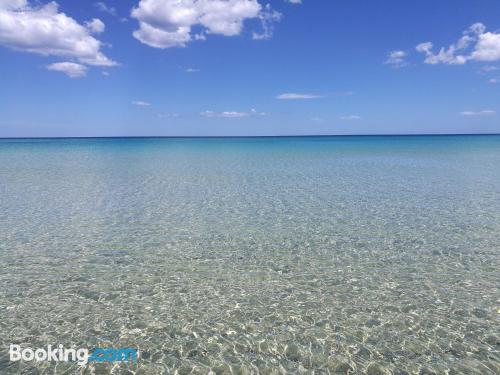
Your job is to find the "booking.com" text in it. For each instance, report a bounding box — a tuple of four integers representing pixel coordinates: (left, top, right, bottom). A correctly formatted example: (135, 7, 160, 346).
(9, 344, 138, 366)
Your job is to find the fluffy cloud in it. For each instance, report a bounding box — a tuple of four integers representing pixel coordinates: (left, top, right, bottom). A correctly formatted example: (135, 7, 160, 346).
(276, 93, 322, 100)
(132, 100, 151, 106)
(286, 0, 302, 3)
(0, 1, 25, 10)
(85, 18, 105, 34)
(416, 41, 467, 65)
(201, 108, 263, 118)
(471, 32, 500, 62)
(0, 0, 116, 73)
(460, 110, 496, 116)
(46, 62, 87, 78)
(385, 50, 407, 67)
(416, 23, 500, 65)
(131, 0, 280, 48)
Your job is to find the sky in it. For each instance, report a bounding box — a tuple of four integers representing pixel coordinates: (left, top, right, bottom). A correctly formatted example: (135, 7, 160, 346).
(0, 0, 499, 137)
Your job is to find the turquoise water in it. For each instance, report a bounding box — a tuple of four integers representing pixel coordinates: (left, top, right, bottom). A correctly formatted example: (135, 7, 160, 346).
(0, 136, 499, 374)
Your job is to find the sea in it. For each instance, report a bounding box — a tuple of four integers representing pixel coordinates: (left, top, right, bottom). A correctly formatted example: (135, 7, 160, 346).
(0, 136, 499, 374)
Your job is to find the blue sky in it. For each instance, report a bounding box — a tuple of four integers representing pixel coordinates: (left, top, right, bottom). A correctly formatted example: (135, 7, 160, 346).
(0, 0, 499, 137)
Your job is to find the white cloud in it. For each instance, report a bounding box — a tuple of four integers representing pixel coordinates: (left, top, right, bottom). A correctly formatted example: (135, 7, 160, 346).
(132, 100, 151, 106)
(478, 65, 498, 73)
(471, 32, 500, 62)
(130, 0, 280, 49)
(94, 2, 117, 16)
(157, 112, 180, 118)
(94, 2, 127, 22)
(416, 41, 467, 65)
(201, 108, 264, 118)
(185, 68, 200, 73)
(489, 77, 500, 84)
(276, 93, 322, 100)
(340, 115, 361, 121)
(286, 0, 302, 3)
(460, 110, 496, 116)
(0, 0, 116, 70)
(385, 50, 407, 67)
(46, 62, 87, 78)
(252, 4, 282, 40)
(85, 18, 105, 34)
(202, 110, 249, 118)
(416, 23, 500, 65)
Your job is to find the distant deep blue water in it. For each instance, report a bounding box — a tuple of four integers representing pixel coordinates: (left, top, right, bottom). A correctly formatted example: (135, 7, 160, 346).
(0, 136, 499, 374)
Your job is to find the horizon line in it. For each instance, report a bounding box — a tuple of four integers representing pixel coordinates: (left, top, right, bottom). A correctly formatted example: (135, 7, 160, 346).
(1, 133, 500, 140)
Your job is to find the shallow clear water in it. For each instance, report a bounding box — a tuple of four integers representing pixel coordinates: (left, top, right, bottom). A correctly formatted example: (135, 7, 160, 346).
(0, 136, 499, 375)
